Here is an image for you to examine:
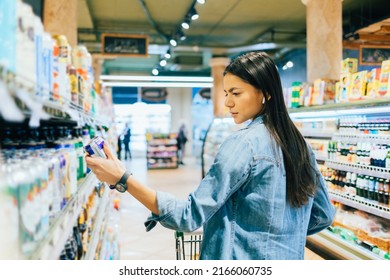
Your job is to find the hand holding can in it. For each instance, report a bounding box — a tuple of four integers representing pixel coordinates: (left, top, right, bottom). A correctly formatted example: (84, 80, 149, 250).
(84, 136, 107, 158)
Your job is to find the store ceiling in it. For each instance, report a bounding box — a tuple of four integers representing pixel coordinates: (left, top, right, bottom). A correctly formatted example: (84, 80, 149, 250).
(77, 0, 390, 76)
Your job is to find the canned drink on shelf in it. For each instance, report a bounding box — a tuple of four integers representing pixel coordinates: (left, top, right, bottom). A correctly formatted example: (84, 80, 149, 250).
(84, 136, 107, 158)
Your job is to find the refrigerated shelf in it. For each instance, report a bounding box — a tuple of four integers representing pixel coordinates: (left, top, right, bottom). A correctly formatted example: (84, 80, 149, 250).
(307, 229, 383, 260)
(30, 172, 98, 260)
(329, 191, 390, 220)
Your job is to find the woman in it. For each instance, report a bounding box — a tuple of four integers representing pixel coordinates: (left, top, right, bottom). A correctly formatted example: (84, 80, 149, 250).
(85, 51, 335, 260)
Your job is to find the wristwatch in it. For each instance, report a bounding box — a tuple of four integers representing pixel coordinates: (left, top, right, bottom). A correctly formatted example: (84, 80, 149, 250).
(109, 171, 131, 193)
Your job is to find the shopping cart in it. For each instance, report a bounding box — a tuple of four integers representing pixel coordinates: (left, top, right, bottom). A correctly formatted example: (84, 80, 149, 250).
(175, 228, 203, 260)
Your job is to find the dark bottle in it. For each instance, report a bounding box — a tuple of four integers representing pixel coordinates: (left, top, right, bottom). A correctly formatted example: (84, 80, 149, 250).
(356, 175, 362, 197)
(384, 180, 390, 205)
(367, 176, 375, 201)
(363, 176, 370, 199)
(373, 177, 380, 202)
(350, 172, 357, 197)
(356, 142, 362, 164)
(345, 172, 351, 195)
(340, 171, 347, 194)
(377, 178, 385, 204)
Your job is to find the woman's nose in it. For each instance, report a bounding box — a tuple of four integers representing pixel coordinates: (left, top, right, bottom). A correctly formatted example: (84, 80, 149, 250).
(224, 95, 233, 107)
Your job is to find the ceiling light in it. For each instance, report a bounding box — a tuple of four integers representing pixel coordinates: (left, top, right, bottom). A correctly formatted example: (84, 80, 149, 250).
(190, 7, 199, 20)
(286, 61, 294, 68)
(169, 38, 177, 46)
(152, 69, 159, 76)
(100, 75, 213, 82)
(177, 29, 186, 41)
(103, 81, 213, 88)
(164, 51, 171, 59)
(181, 21, 190, 30)
(197, 0, 205, 4)
(159, 59, 167, 67)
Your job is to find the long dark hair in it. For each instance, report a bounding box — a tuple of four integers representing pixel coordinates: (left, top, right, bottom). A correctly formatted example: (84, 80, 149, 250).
(223, 51, 316, 207)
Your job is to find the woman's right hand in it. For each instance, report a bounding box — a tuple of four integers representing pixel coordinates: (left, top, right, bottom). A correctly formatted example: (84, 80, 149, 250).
(85, 143, 126, 186)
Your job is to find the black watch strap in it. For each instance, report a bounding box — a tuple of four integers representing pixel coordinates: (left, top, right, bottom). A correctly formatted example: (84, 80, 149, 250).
(118, 171, 131, 185)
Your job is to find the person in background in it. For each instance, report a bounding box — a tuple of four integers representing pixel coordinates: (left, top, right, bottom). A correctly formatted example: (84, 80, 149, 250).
(117, 134, 122, 160)
(123, 124, 132, 160)
(176, 124, 188, 165)
(85, 51, 335, 260)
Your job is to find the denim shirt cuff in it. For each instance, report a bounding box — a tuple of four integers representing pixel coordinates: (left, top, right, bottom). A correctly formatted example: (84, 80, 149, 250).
(144, 191, 176, 232)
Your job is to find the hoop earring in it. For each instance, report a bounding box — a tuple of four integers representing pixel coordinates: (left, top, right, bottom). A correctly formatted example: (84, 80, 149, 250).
(262, 97, 265, 104)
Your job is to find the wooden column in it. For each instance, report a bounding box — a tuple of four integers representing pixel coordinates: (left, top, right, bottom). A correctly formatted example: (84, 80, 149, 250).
(43, 0, 77, 47)
(209, 57, 231, 117)
(92, 55, 103, 82)
(302, 0, 343, 82)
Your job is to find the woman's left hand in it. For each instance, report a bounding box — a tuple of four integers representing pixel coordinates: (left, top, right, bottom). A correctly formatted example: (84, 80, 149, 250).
(85, 142, 126, 186)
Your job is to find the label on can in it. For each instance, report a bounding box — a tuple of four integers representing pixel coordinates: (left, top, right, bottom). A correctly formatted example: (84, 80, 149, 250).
(85, 136, 107, 158)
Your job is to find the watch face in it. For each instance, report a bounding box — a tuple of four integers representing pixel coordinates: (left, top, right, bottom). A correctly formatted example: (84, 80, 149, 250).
(115, 183, 127, 193)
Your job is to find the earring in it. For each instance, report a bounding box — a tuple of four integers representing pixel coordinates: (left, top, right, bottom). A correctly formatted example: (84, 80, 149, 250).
(262, 97, 265, 104)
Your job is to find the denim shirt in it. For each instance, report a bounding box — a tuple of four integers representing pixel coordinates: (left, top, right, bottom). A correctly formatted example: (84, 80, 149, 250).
(145, 116, 335, 260)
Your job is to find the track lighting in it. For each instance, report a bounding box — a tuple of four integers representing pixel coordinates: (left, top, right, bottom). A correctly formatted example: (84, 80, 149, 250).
(181, 17, 191, 29)
(164, 49, 171, 59)
(170, 1, 206, 48)
(177, 29, 186, 41)
(160, 59, 167, 67)
(169, 38, 177, 46)
(190, 7, 199, 20)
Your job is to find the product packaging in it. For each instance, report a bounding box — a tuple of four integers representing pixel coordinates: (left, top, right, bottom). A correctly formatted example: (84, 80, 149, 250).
(341, 58, 358, 74)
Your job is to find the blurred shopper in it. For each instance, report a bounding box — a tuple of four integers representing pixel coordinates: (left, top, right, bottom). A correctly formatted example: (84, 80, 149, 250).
(123, 124, 132, 160)
(117, 134, 122, 160)
(176, 124, 188, 165)
(86, 52, 335, 260)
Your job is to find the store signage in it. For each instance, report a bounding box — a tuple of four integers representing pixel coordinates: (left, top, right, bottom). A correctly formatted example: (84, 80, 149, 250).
(101, 33, 149, 57)
(199, 88, 211, 99)
(141, 88, 168, 103)
(360, 44, 390, 66)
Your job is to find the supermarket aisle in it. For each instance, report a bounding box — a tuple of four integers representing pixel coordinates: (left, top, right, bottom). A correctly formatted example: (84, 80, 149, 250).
(118, 156, 323, 260)
(118, 156, 201, 260)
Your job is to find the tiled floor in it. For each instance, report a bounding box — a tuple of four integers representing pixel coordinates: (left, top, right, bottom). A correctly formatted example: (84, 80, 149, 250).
(118, 156, 323, 260)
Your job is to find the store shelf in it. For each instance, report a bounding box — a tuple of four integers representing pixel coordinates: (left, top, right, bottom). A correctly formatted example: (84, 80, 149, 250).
(148, 156, 177, 159)
(329, 191, 390, 220)
(0, 73, 109, 127)
(84, 187, 111, 260)
(294, 100, 390, 260)
(314, 152, 327, 162)
(30, 172, 98, 260)
(147, 165, 179, 169)
(307, 229, 383, 260)
(289, 98, 390, 118)
(326, 160, 390, 179)
(332, 132, 390, 145)
(301, 130, 335, 139)
(146, 133, 178, 169)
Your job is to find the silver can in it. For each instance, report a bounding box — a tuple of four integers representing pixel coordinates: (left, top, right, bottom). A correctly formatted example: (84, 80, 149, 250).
(84, 136, 107, 158)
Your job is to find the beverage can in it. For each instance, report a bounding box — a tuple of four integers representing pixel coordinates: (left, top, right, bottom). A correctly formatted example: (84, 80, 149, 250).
(84, 136, 107, 158)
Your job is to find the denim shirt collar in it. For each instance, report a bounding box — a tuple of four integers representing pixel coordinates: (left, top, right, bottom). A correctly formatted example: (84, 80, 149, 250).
(242, 115, 264, 130)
